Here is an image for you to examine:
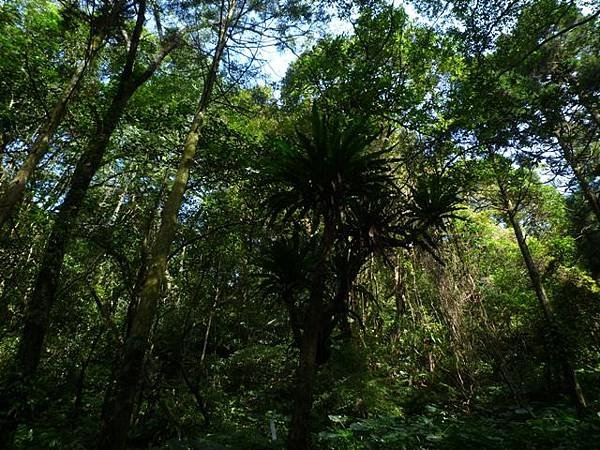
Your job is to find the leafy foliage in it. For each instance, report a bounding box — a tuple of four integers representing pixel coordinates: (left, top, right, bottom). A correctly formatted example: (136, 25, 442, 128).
(1, 1, 599, 449)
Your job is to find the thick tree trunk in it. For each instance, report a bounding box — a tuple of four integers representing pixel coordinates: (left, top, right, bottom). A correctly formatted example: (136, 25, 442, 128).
(16, 126, 122, 375)
(504, 197, 587, 412)
(97, 10, 232, 446)
(316, 259, 358, 364)
(15, 0, 156, 379)
(284, 289, 303, 348)
(97, 105, 205, 450)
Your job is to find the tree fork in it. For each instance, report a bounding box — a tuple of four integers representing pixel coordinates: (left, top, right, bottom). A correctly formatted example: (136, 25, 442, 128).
(15, 0, 162, 380)
(97, 3, 235, 447)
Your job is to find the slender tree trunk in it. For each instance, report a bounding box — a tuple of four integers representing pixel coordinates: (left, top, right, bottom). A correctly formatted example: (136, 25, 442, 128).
(73, 330, 103, 414)
(316, 258, 359, 364)
(287, 302, 322, 450)
(97, 106, 205, 450)
(97, 7, 233, 447)
(557, 134, 600, 226)
(571, 164, 600, 226)
(394, 263, 405, 317)
(201, 293, 219, 364)
(15, 0, 165, 379)
(288, 219, 335, 450)
(503, 194, 587, 412)
(0, 6, 127, 445)
(0, 131, 10, 183)
(0, 27, 109, 228)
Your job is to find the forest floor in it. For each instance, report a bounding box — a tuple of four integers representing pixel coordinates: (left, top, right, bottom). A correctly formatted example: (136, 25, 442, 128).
(161, 381, 600, 450)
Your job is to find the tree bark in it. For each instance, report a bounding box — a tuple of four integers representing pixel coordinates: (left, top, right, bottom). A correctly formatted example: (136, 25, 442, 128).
(0, 1, 127, 228)
(97, 4, 234, 448)
(287, 301, 322, 450)
(288, 218, 335, 450)
(501, 190, 587, 412)
(97, 103, 205, 450)
(557, 133, 600, 226)
(569, 161, 600, 226)
(316, 255, 359, 364)
(0, 5, 130, 446)
(14, 0, 176, 379)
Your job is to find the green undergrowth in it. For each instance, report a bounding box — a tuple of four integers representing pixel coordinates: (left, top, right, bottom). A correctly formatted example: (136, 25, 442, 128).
(157, 387, 600, 450)
(315, 402, 600, 449)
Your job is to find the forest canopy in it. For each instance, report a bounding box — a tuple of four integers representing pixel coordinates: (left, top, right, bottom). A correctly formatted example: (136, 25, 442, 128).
(0, 0, 599, 449)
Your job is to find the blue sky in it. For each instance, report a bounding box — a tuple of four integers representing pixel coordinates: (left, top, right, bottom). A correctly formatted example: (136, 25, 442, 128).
(258, 1, 420, 83)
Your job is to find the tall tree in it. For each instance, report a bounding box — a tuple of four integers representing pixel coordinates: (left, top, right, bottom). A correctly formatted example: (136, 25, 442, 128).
(417, 0, 600, 224)
(484, 155, 587, 411)
(264, 108, 396, 448)
(512, 5, 600, 224)
(263, 105, 460, 447)
(419, 0, 594, 412)
(0, 2, 179, 447)
(0, 0, 128, 228)
(97, 1, 316, 447)
(16, 0, 179, 379)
